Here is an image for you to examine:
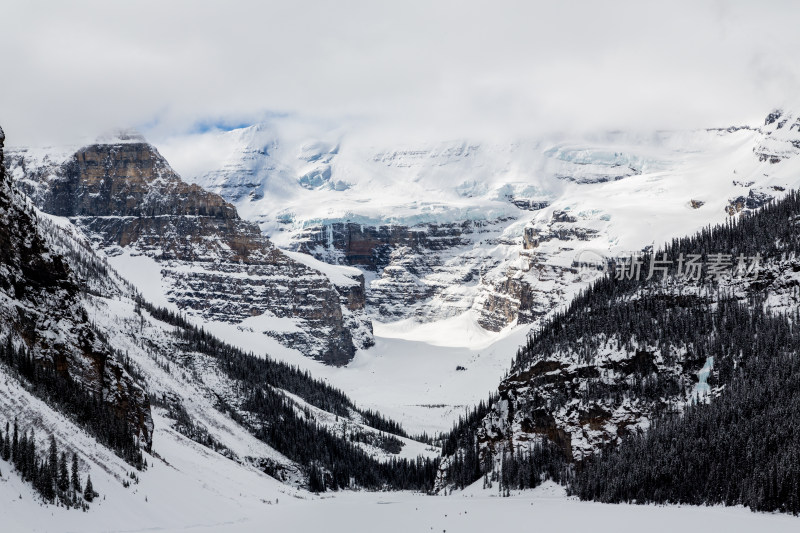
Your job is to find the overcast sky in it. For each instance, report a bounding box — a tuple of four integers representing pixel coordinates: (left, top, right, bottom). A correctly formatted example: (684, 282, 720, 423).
(2, 0, 800, 145)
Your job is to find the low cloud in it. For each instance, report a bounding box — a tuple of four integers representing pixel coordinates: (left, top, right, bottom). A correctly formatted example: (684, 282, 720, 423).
(2, 0, 800, 146)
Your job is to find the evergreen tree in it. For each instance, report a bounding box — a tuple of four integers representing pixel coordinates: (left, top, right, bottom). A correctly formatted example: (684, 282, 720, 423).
(11, 418, 18, 464)
(308, 465, 326, 493)
(1, 420, 8, 461)
(83, 475, 95, 502)
(58, 451, 69, 493)
(71, 453, 80, 493)
(17, 430, 27, 477)
(40, 435, 55, 502)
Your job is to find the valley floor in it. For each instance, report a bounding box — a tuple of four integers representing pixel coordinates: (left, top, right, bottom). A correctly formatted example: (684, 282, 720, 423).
(5, 476, 799, 533)
(201, 309, 533, 436)
(264, 484, 800, 533)
(0, 395, 794, 533)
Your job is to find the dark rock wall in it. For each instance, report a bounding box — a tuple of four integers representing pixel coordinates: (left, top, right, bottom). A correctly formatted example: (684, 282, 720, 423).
(0, 128, 153, 447)
(296, 221, 471, 270)
(14, 141, 361, 365)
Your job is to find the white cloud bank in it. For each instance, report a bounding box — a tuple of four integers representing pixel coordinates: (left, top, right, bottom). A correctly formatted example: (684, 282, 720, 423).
(1, 0, 800, 145)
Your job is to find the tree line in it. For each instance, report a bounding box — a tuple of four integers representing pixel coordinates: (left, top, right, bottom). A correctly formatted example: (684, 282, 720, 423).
(137, 298, 439, 491)
(0, 336, 145, 469)
(0, 418, 97, 509)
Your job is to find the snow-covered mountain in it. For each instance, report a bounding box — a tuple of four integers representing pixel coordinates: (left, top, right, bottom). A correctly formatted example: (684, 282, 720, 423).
(408, 115, 800, 503)
(4, 109, 800, 527)
(157, 112, 800, 337)
(10, 110, 800, 439)
(0, 125, 440, 524)
(7, 132, 373, 365)
(0, 126, 153, 454)
(434, 187, 800, 511)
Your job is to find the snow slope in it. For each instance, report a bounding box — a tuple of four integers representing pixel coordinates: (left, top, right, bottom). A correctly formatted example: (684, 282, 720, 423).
(0, 404, 302, 533)
(0, 195, 440, 529)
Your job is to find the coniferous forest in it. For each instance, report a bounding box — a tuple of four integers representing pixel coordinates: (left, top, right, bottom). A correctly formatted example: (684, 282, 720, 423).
(0, 337, 145, 469)
(137, 298, 439, 491)
(571, 336, 800, 513)
(439, 191, 800, 513)
(0, 418, 95, 509)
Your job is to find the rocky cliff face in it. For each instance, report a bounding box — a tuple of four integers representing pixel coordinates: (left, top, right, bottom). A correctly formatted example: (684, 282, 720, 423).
(296, 221, 475, 318)
(292, 217, 577, 327)
(0, 127, 153, 448)
(297, 221, 472, 270)
(290, 208, 606, 331)
(479, 342, 674, 462)
(475, 210, 604, 332)
(9, 135, 371, 365)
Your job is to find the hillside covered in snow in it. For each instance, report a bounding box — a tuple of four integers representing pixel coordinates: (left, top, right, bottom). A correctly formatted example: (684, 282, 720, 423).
(0, 125, 440, 528)
(4, 109, 800, 530)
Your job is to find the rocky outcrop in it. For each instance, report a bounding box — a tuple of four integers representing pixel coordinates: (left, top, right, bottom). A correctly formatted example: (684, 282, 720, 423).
(522, 227, 539, 250)
(725, 188, 774, 215)
(0, 127, 153, 448)
(38, 142, 237, 220)
(476, 211, 603, 331)
(477, 274, 540, 330)
(12, 138, 367, 365)
(753, 109, 800, 163)
(296, 222, 472, 270)
(509, 198, 550, 211)
(292, 211, 606, 329)
(479, 344, 677, 462)
(295, 221, 478, 318)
